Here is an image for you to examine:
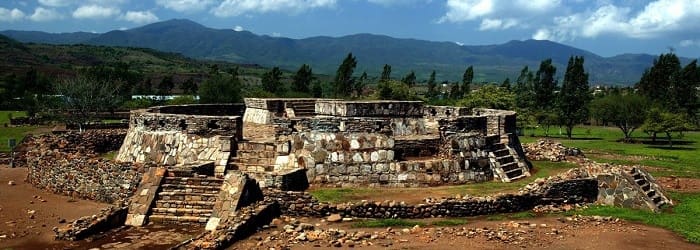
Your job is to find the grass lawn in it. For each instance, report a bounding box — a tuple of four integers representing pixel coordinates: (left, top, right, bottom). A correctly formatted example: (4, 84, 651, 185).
(520, 125, 700, 178)
(310, 160, 578, 203)
(0, 111, 35, 152)
(570, 192, 700, 244)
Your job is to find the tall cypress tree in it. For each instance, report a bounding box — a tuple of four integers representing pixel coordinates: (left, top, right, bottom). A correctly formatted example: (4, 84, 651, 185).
(402, 71, 417, 88)
(262, 67, 283, 94)
(462, 66, 474, 97)
(637, 53, 681, 105)
(426, 70, 437, 99)
(380, 64, 392, 82)
(334, 53, 357, 97)
(533, 59, 557, 110)
(292, 64, 313, 93)
(557, 56, 591, 139)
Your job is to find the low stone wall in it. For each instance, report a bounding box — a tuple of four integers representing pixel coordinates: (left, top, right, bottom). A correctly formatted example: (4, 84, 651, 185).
(54, 206, 127, 241)
(265, 178, 597, 218)
(24, 132, 143, 204)
(424, 105, 472, 119)
(151, 104, 246, 117)
(315, 100, 424, 117)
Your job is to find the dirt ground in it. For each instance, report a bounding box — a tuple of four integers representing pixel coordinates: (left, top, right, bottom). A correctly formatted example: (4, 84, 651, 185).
(231, 216, 699, 250)
(657, 176, 700, 192)
(0, 166, 109, 249)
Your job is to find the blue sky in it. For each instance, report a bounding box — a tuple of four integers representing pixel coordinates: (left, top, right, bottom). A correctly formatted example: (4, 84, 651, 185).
(1, 0, 699, 58)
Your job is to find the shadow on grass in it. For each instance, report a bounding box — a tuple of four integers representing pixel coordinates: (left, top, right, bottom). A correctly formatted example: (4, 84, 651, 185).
(645, 146, 696, 151)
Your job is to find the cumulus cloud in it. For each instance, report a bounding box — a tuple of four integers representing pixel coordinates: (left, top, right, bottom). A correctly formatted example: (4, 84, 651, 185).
(479, 18, 518, 30)
(680, 39, 700, 47)
(73, 4, 120, 19)
(367, 0, 432, 6)
(121, 10, 159, 24)
(156, 0, 215, 12)
(38, 0, 73, 7)
(211, 0, 337, 17)
(438, 0, 560, 31)
(233, 25, 244, 31)
(29, 7, 63, 22)
(533, 0, 700, 41)
(0, 8, 25, 22)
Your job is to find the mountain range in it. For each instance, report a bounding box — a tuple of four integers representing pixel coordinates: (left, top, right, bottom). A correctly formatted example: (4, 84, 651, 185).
(2, 19, 691, 85)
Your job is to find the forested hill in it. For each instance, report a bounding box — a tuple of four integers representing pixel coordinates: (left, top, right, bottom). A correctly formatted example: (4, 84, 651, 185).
(2, 19, 692, 85)
(0, 34, 263, 85)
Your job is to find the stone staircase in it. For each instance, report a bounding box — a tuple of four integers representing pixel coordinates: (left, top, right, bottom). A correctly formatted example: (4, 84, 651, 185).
(629, 168, 671, 210)
(148, 175, 223, 225)
(288, 102, 316, 117)
(488, 142, 529, 182)
(229, 140, 279, 173)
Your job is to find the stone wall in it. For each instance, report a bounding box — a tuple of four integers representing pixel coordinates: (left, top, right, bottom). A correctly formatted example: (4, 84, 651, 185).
(243, 98, 320, 124)
(265, 178, 597, 218)
(473, 108, 517, 135)
(24, 131, 144, 204)
(54, 206, 128, 241)
(315, 100, 424, 117)
(116, 105, 243, 176)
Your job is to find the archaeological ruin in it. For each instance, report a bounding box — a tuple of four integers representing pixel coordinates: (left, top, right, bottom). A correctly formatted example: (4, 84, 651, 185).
(13, 98, 673, 249)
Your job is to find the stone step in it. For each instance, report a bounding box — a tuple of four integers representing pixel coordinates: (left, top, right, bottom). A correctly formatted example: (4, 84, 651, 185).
(151, 208, 213, 216)
(156, 192, 218, 202)
(148, 214, 209, 224)
(492, 143, 507, 151)
(656, 200, 666, 207)
(635, 179, 647, 186)
(237, 142, 276, 152)
(500, 162, 520, 172)
(651, 195, 662, 204)
(646, 190, 657, 198)
(493, 148, 510, 157)
(496, 155, 514, 165)
(236, 150, 277, 157)
(229, 163, 276, 172)
(633, 173, 643, 180)
(160, 188, 220, 195)
(505, 168, 523, 179)
(163, 177, 223, 186)
(161, 184, 222, 191)
(231, 157, 275, 165)
(155, 200, 216, 209)
(640, 183, 651, 192)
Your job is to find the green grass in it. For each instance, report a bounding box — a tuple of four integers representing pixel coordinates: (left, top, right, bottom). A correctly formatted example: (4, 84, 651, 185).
(431, 218, 469, 226)
(352, 219, 426, 228)
(570, 192, 700, 244)
(0, 111, 35, 152)
(520, 125, 700, 178)
(310, 188, 374, 203)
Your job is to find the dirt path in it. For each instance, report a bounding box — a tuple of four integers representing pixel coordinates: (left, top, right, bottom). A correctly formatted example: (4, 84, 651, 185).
(0, 166, 110, 249)
(231, 216, 698, 250)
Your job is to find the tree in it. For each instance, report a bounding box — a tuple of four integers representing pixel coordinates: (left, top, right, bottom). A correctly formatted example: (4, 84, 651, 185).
(673, 60, 699, 118)
(455, 85, 515, 110)
(590, 93, 649, 140)
(334, 53, 357, 97)
(557, 56, 591, 139)
(179, 77, 198, 94)
(402, 71, 417, 88)
(642, 110, 693, 147)
(157, 76, 175, 96)
(380, 64, 392, 82)
(462, 66, 474, 97)
(262, 67, 283, 94)
(354, 71, 368, 97)
(500, 77, 511, 90)
(514, 66, 534, 110)
(199, 71, 242, 103)
(292, 64, 313, 93)
(52, 75, 121, 131)
(426, 70, 438, 99)
(311, 80, 323, 98)
(637, 53, 681, 105)
(377, 80, 418, 100)
(533, 59, 557, 110)
(449, 82, 461, 99)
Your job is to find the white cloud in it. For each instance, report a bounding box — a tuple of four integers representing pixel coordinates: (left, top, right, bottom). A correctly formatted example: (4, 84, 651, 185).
(233, 25, 244, 31)
(29, 7, 63, 22)
(211, 0, 337, 17)
(367, 0, 432, 6)
(72, 4, 120, 19)
(272, 32, 281, 37)
(0, 8, 25, 22)
(533, 0, 700, 41)
(121, 10, 159, 24)
(532, 28, 552, 40)
(38, 0, 73, 7)
(156, 0, 215, 12)
(439, 0, 560, 23)
(479, 18, 518, 30)
(680, 39, 700, 47)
